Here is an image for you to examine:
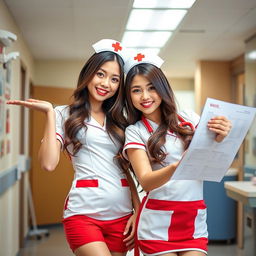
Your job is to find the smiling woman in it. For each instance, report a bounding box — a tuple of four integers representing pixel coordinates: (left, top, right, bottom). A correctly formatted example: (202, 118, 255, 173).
(121, 51, 232, 256)
(7, 39, 140, 256)
(87, 61, 121, 107)
(130, 74, 162, 124)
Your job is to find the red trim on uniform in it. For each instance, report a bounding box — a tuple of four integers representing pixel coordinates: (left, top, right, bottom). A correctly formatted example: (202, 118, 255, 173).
(142, 115, 195, 133)
(145, 199, 206, 211)
(121, 179, 129, 187)
(56, 132, 64, 144)
(64, 196, 69, 210)
(124, 142, 145, 148)
(76, 179, 99, 187)
(142, 115, 191, 134)
(141, 116, 153, 133)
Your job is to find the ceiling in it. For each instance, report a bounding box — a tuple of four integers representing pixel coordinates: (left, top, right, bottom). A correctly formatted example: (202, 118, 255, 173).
(4, 0, 256, 78)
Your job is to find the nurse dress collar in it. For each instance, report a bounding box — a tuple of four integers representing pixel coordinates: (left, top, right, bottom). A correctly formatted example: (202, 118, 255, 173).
(124, 50, 164, 73)
(141, 115, 195, 135)
(92, 39, 129, 63)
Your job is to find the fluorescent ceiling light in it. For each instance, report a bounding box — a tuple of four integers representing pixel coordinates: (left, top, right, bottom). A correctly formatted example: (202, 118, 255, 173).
(133, 0, 196, 9)
(126, 9, 187, 30)
(122, 31, 172, 47)
(247, 50, 256, 60)
(128, 47, 161, 55)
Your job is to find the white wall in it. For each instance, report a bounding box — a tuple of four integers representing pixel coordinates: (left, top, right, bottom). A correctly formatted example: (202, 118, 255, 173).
(175, 90, 196, 112)
(0, 1, 35, 255)
(168, 77, 196, 112)
(35, 59, 84, 88)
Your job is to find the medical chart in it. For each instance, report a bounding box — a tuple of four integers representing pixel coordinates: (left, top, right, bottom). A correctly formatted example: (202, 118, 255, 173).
(171, 98, 256, 182)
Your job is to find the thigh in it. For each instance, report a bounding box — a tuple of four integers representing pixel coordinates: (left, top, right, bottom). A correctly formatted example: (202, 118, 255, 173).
(160, 253, 178, 256)
(63, 215, 105, 252)
(179, 251, 206, 256)
(75, 241, 112, 256)
(111, 252, 127, 256)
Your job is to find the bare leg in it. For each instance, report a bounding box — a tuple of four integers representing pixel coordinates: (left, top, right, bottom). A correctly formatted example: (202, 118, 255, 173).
(158, 253, 178, 256)
(111, 252, 127, 256)
(74, 241, 112, 256)
(179, 251, 206, 256)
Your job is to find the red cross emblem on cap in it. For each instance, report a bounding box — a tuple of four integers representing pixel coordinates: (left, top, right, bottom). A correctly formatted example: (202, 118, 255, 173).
(112, 42, 122, 52)
(134, 53, 145, 62)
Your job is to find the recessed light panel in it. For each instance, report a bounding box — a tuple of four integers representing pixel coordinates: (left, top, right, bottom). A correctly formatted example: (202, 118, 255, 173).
(122, 31, 172, 47)
(126, 9, 187, 30)
(247, 50, 256, 60)
(128, 47, 161, 55)
(133, 0, 196, 9)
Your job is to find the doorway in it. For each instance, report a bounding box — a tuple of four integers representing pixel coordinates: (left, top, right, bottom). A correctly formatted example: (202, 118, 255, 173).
(30, 86, 73, 225)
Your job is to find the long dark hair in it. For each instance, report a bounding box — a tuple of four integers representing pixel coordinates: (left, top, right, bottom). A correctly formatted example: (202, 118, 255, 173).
(125, 64, 194, 164)
(64, 51, 127, 167)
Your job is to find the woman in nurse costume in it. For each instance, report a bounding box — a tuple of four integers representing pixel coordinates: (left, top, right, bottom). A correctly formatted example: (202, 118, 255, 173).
(122, 52, 232, 256)
(7, 39, 140, 256)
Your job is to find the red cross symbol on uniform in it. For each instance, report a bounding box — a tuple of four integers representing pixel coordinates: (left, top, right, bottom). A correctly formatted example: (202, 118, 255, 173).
(112, 42, 122, 52)
(134, 53, 145, 62)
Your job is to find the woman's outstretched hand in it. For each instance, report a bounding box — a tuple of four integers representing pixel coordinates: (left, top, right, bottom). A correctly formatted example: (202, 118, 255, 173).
(7, 99, 54, 113)
(207, 116, 232, 142)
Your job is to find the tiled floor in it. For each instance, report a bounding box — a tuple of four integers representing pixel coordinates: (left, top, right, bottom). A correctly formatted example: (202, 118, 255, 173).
(18, 225, 253, 256)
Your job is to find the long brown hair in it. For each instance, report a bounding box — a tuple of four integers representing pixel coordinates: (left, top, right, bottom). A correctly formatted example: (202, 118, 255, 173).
(125, 64, 194, 164)
(64, 51, 127, 167)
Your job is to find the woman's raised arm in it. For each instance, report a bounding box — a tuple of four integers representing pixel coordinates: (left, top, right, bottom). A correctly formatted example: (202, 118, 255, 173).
(7, 99, 61, 171)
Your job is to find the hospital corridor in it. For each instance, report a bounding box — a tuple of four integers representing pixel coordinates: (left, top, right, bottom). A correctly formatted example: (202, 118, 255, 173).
(1, 0, 256, 256)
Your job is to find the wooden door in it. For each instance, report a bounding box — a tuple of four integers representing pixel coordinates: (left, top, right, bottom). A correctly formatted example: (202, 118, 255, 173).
(30, 86, 74, 225)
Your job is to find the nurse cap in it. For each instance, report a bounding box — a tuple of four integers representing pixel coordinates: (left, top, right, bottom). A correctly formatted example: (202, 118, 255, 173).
(124, 51, 164, 74)
(92, 39, 129, 62)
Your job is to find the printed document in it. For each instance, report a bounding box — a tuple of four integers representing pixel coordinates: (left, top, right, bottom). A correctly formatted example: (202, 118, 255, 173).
(171, 98, 256, 182)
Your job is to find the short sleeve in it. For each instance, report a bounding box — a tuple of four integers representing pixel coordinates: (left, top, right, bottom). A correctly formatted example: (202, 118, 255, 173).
(123, 125, 146, 160)
(54, 105, 68, 148)
(179, 109, 200, 129)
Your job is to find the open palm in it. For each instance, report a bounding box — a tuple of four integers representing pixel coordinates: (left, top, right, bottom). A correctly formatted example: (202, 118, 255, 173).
(7, 99, 53, 113)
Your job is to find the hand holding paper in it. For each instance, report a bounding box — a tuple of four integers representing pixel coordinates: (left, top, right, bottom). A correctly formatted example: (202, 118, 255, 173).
(171, 98, 256, 182)
(207, 115, 232, 142)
